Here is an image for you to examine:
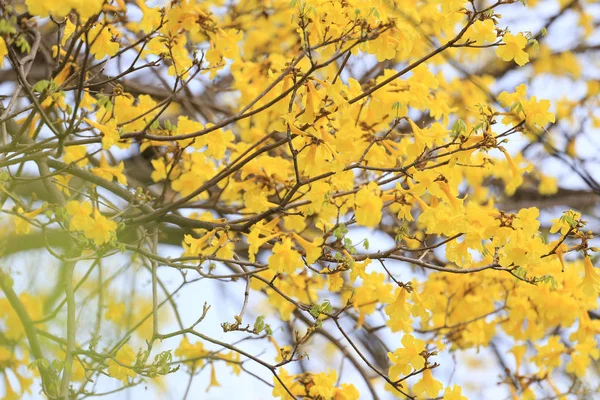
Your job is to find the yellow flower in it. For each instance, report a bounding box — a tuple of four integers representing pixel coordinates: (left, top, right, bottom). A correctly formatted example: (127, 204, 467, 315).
(151, 159, 168, 182)
(292, 233, 323, 264)
(385, 288, 412, 332)
(194, 125, 235, 159)
(498, 83, 528, 109)
(412, 369, 443, 398)
(272, 368, 305, 399)
(14, 206, 45, 235)
(0, 37, 7, 68)
(107, 345, 137, 382)
(554, 242, 568, 271)
(300, 81, 320, 125)
(436, 180, 461, 209)
(26, 0, 103, 18)
(105, 301, 126, 323)
(206, 363, 221, 392)
(284, 214, 306, 232)
(334, 384, 360, 400)
(91, 154, 127, 185)
(531, 336, 565, 372)
(83, 210, 117, 245)
(513, 207, 540, 236)
(522, 96, 556, 127)
(268, 238, 304, 274)
(54, 174, 72, 196)
(26, 0, 69, 17)
(411, 291, 435, 321)
(465, 19, 497, 45)
(65, 201, 94, 232)
(354, 182, 383, 228)
(135, 0, 163, 33)
(387, 334, 426, 378)
(84, 118, 121, 150)
(62, 19, 76, 46)
(245, 218, 281, 262)
(87, 24, 120, 60)
(443, 385, 467, 400)
(309, 369, 337, 400)
(63, 145, 88, 166)
(496, 32, 529, 66)
(578, 256, 600, 296)
(566, 338, 600, 377)
(325, 270, 343, 292)
(549, 210, 581, 235)
(174, 337, 207, 368)
(171, 153, 215, 198)
(511, 344, 527, 372)
(0, 294, 43, 341)
(538, 175, 558, 195)
(499, 147, 532, 193)
(218, 351, 242, 375)
(406, 118, 429, 158)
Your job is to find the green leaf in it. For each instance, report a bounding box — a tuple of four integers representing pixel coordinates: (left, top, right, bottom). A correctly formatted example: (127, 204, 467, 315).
(16, 35, 31, 54)
(253, 315, 266, 333)
(333, 224, 348, 240)
(452, 119, 467, 136)
(321, 299, 332, 314)
(310, 300, 332, 319)
(309, 304, 320, 318)
(29, 358, 49, 371)
(97, 94, 113, 113)
(392, 102, 401, 118)
(529, 39, 539, 52)
(0, 19, 17, 35)
(395, 225, 408, 242)
(33, 80, 52, 93)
